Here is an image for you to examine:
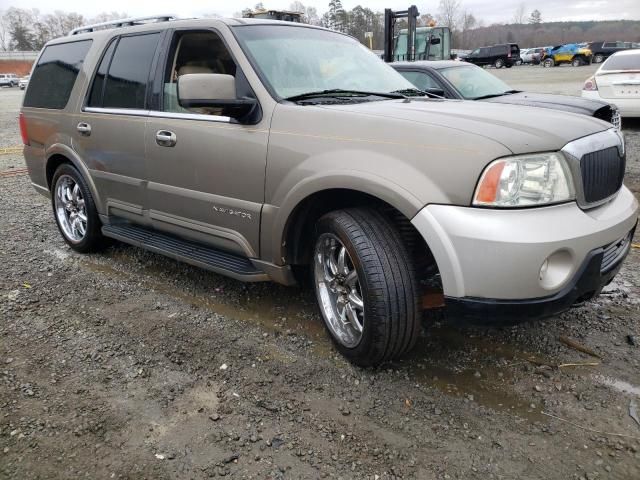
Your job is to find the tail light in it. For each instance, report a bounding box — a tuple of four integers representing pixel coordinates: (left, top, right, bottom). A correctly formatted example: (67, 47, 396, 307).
(19, 112, 29, 146)
(583, 76, 598, 91)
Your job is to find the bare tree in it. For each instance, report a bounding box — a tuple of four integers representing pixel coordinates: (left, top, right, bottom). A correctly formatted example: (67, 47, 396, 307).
(0, 10, 10, 51)
(436, 0, 461, 31)
(512, 3, 526, 24)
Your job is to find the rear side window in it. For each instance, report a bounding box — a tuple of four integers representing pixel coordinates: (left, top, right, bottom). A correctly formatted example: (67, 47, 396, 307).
(89, 33, 160, 109)
(87, 40, 117, 107)
(23, 40, 92, 109)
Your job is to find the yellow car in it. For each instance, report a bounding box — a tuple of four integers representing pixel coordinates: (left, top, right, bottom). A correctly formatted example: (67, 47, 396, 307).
(542, 44, 593, 67)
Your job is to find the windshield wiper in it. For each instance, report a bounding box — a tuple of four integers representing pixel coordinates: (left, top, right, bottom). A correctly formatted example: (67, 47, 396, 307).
(390, 88, 426, 97)
(284, 89, 406, 102)
(473, 90, 521, 100)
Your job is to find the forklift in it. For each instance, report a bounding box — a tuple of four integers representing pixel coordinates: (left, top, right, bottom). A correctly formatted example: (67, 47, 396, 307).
(383, 5, 452, 62)
(243, 8, 303, 23)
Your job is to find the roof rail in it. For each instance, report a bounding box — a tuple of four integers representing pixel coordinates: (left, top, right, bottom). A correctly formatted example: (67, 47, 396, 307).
(69, 15, 178, 36)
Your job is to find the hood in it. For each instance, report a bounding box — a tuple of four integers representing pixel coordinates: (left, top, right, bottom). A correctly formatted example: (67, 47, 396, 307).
(323, 98, 611, 154)
(482, 92, 612, 117)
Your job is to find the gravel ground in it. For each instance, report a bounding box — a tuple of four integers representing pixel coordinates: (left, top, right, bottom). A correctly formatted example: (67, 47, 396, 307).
(1, 73, 640, 480)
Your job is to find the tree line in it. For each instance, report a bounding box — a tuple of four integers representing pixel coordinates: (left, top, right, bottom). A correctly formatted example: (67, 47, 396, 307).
(1, 2, 639, 53)
(0, 8, 127, 51)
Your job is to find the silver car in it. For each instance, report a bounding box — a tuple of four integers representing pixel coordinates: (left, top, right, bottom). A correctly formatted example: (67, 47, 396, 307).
(20, 16, 639, 366)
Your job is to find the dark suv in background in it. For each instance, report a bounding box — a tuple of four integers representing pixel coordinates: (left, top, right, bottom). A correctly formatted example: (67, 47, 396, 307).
(464, 43, 520, 68)
(587, 41, 634, 63)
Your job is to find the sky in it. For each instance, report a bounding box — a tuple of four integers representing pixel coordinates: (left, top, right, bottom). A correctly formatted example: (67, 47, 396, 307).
(1, 0, 639, 24)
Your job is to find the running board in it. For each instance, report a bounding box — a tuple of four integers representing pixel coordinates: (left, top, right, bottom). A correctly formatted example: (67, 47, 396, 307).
(102, 223, 268, 282)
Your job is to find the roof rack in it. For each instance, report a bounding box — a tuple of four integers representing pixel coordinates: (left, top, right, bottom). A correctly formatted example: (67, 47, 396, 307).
(69, 15, 178, 36)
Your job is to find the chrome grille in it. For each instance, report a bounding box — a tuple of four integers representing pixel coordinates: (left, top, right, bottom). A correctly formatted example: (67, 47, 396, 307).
(580, 147, 625, 204)
(610, 109, 621, 131)
(601, 231, 632, 273)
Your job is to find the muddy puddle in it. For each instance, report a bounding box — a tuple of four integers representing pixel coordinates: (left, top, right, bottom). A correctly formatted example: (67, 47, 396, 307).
(68, 246, 556, 423)
(407, 326, 553, 422)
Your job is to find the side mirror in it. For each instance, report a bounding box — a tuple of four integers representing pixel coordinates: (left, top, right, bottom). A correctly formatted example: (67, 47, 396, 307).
(177, 73, 257, 119)
(424, 87, 446, 98)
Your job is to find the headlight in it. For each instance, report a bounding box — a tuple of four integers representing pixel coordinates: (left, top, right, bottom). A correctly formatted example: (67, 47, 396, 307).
(473, 152, 575, 207)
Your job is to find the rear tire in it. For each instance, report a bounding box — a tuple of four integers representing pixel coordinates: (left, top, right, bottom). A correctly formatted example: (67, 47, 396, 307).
(51, 163, 107, 253)
(312, 208, 420, 367)
(494, 58, 504, 69)
(543, 58, 554, 68)
(593, 53, 604, 63)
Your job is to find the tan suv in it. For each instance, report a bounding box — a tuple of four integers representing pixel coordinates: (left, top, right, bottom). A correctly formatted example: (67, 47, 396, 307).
(20, 16, 638, 366)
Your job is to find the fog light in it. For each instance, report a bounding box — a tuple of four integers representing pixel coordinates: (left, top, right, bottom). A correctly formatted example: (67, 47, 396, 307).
(539, 250, 573, 290)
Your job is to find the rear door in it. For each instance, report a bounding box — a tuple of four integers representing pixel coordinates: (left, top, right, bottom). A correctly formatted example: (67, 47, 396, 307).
(73, 32, 162, 224)
(143, 28, 268, 257)
(478, 47, 491, 65)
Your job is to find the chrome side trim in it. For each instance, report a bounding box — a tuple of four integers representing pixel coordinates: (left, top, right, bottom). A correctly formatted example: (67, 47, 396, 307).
(82, 107, 233, 124)
(148, 111, 232, 123)
(561, 128, 625, 210)
(83, 107, 150, 117)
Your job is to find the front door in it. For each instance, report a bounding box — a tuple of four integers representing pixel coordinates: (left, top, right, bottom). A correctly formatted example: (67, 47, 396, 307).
(144, 29, 268, 258)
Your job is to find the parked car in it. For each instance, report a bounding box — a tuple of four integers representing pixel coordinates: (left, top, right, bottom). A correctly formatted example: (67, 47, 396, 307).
(21, 17, 638, 366)
(392, 61, 621, 129)
(587, 41, 632, 64)
(19, 75, 30, 90)
(463, 43, 520, 68)
(583, 49, 640, 117)
(519, 47, 543, 65)
(0, 73, 18, 87)
(542, 44, 592, 67)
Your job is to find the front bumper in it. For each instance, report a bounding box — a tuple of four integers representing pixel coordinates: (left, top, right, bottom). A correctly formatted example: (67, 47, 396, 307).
(411, 186, 639, 319)
(446, 225, 635, 323)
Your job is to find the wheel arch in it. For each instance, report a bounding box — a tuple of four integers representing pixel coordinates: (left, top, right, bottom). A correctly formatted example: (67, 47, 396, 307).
(45, 144, 104, 213)
(266, 186, 443, 295)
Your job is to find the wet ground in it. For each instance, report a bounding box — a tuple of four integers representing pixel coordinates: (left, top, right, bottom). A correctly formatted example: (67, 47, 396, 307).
(1, 75, 640, 480)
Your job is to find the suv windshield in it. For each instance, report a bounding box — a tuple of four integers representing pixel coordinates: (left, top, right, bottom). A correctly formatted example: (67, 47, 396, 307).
(234, 25, 415, 100)
(440, 65, 514, 99)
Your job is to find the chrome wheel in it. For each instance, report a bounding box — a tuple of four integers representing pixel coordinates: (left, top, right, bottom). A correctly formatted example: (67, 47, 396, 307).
(54, 175, 87, 243)
(314, 234, 365, 348)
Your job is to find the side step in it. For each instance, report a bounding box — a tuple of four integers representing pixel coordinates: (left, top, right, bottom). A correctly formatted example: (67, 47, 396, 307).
(102, 223, 268, 282)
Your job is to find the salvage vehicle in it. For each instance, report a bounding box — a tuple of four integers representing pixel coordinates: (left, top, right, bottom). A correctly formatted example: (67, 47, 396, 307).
(583, 49, 640, 118)
(0, 73, 18, 87)
(19, 75, 30, 90)
(463, 43, 520, 68)
(21, 16, 639, 366)
(587, 41, 633, 64)
(393, 60, 621, 129)
(542, 44, 592, 67)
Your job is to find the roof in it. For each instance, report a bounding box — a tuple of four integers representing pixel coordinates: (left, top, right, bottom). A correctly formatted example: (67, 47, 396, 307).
(50, 16, 330, 44)
(391, 60, 469, 70)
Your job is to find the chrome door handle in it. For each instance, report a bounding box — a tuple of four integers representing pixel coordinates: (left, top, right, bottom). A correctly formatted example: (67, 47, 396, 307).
(155, 130, 177, 147)
(77, 122, 91, 136)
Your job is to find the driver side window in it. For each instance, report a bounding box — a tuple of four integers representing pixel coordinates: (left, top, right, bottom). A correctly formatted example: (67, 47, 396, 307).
(398, 70, 442, 92)
(162, 31, 237, 115)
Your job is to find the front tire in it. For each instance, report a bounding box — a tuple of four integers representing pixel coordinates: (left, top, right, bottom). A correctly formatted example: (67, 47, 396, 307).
(543, 58, 555, 68)
(51, 163, 107, 253)
(594, 53, 604, 63)
(494, 58, 504, 69)
(312, 208, 420, 367)
(571, 56, 582, 67)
